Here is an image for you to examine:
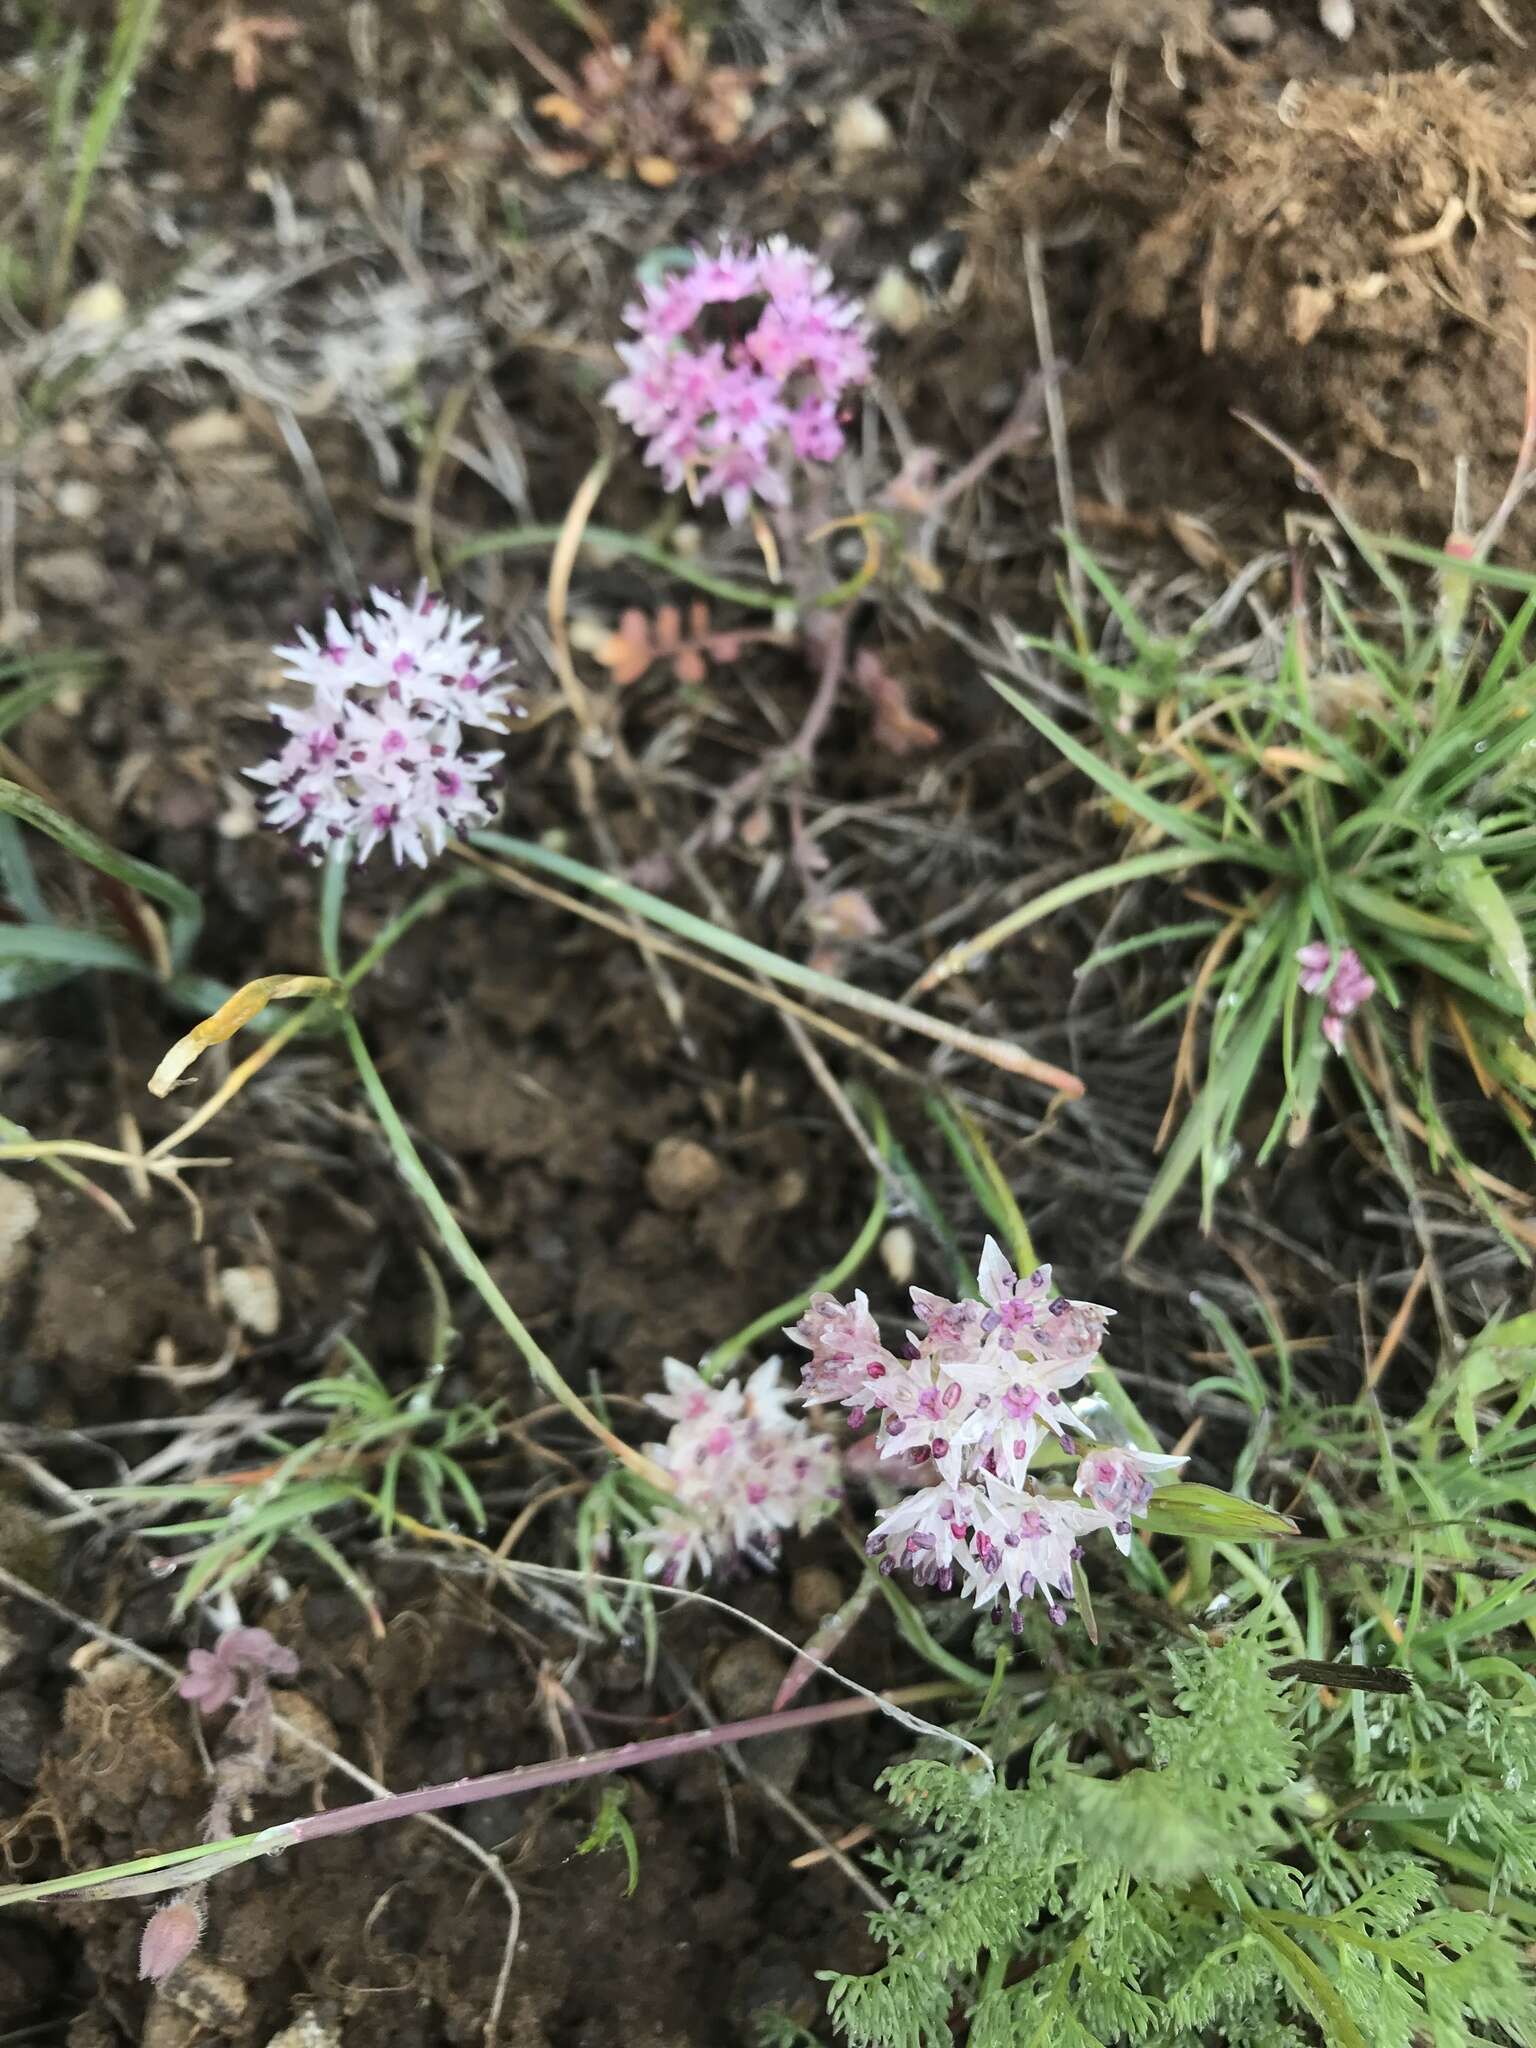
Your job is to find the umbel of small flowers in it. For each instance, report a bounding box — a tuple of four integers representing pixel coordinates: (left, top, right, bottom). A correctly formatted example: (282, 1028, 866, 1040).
(250, 583, 522, 868)
(789, 1241, 1185, 1632)
(1296, 941, 1376, 1054)
(605, 238, 872, 524)
(638, 1357, 843, 1586)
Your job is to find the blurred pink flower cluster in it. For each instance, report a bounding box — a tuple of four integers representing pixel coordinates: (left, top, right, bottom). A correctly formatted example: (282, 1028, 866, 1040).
(1297, 941, 1376, 1053)
(639, 1357, 842, 1586)
(790, 1242, 1183, 1630)
(252, 585, 521, 867)
(605, 239, 872, 523)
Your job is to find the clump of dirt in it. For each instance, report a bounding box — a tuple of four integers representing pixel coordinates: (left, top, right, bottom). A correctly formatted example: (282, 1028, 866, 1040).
(21, 1577, 881, 2047)
(965, 49, 1536, 557)
(1128, 68, 1536, 524)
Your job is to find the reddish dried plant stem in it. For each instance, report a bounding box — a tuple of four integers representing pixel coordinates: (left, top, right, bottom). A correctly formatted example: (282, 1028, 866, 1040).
(289, 1689, 936, 1846)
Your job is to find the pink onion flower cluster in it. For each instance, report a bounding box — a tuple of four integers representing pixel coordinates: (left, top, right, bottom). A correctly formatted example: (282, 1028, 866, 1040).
(605, 239, 872, 524)
(790, 1241, 1184, 1631)
(250, 584, 521, 868)
(639, 1357, 843, 1586)
(1296, 942, 1376, 1053)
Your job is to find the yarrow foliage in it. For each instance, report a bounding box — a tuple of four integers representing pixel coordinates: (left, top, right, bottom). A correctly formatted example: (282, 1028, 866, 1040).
(605, 239, 872, 523)
(639, 1358, 842, 1585)
(1297, 941, 1376, 1052)
(790, 1241, 1183, 1629)
(251, 585, 521, 867)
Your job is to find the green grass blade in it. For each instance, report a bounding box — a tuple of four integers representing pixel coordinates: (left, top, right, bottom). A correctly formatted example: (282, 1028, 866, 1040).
(469, 832, 1080, 1092)
(451, 524, 785, 612)
(923, 848, 1219, 992)
(0, 820, 51, 926)
(0, 923, 150, 974)
(46, 0, 163, 323)
(0, 777, 201, 967)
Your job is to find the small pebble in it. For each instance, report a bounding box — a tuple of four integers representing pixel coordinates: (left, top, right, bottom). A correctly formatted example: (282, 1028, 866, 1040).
(644, 1137, 722, 1213)
(830, 96, 892, 174)
(164, 1959, 249, 2029)
(1318, 0, 1354, 36)
(1218, 5, 1275, 44)
(791, 1566, 844, 1626)
(64, 280, 126, 327)
(881, 1225, 916, 1288)
(55, 479, 103, 521)
(869, 267, 926, 336)
(266, 1691, 338, 1797)
(707, 1639, 783, 1720)
(264, 2012, 342, 2048)
(26, 549, 110, 609)
(251, 94, 313, 157)
(167, 409, 249, 459)
(219, 1265, 281, 1337)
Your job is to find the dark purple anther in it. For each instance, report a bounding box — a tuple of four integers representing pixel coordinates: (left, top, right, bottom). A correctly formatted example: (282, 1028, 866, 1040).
(885, 1417, 906, 1437)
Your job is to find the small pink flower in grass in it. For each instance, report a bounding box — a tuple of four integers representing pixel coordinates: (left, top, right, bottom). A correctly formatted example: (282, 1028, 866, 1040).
(1074, 1444, 1187, 1554)
(251, 584, 522, 868)
(1297, 942, 1376, 1053)
(640, 1358, 841, 1586)
(179, 1626, 298, 1714)
(605, 238, 872, 524)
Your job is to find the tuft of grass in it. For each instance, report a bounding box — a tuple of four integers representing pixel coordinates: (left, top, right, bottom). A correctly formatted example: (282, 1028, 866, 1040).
(930, 536, 1536, 1256)
(89, 1300, 500, 1633)
(42, 0, 162, 324)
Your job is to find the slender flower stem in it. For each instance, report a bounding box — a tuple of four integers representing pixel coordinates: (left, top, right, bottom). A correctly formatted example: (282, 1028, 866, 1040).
(337, 1012, 670, 1493)
(317, 851, 665, 1485)
(0, 1685, 956, 1908)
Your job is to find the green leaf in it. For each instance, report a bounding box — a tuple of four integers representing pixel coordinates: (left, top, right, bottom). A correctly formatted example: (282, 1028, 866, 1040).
(1444, 853, 1535, 1032)
(451, 524, 784, 611)
(0, 777, 201, 968)
(1060, 1769, 1237, 1882)
(1144, 1484, 1299, 1542)
(1240, 1910, 1370, 2048)
(575, 1782, 641, 1897)
(0, 923, 150, 974)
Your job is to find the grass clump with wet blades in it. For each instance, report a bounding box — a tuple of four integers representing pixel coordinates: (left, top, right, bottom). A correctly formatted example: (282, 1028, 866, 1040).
(938, 532, 1536, 1256)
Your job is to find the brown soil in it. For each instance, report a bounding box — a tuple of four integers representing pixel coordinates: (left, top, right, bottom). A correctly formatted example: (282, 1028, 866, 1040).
(2, 0, 1531, 2043)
